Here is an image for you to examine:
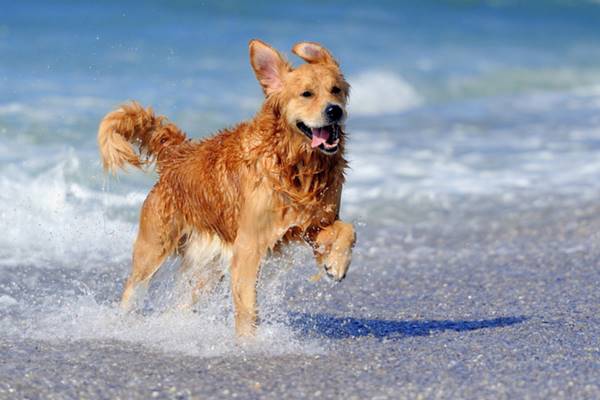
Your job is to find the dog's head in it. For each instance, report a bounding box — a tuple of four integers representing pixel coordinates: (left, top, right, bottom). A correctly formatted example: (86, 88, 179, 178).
(249, 39, 349, 155)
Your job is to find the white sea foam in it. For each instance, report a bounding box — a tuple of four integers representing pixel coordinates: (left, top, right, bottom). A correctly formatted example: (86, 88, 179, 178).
(0, 96, 113, 123)
(343, 104, 600, 213)
(1, 245, 324, 358)
(0, 294, 18, 308)
(15, 293, 322, 358)
(0, 150, 136, 268)
(348, 70, 423, 116)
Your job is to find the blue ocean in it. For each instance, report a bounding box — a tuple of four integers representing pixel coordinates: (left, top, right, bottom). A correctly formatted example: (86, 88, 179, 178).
(1, 1, 600, 397)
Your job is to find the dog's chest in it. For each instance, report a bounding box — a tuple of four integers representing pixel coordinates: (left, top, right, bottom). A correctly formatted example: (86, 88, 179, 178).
(274, 184, 338, 231)
(260, 153, 343, 232)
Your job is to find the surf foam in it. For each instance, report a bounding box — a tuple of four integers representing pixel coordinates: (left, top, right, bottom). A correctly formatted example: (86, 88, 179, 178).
(0, 149, 137, 268)
(349, 70, 423, 116)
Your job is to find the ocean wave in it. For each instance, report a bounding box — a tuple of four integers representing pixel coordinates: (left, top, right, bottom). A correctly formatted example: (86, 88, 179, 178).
(442, 67, 600, 101)
(0, 96, 112, 120)
(0, 151, 136, 268)
(342, 86, 600, 216)
(348, 70, 423, 116)
(344, 138, 600, 207)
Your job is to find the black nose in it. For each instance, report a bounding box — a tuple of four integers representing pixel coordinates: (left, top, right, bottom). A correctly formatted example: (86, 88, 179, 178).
(325, 104, 343, 123)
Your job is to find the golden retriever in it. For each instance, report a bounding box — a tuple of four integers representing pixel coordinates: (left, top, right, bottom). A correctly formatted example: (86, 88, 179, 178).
(97, 40, 356, 336)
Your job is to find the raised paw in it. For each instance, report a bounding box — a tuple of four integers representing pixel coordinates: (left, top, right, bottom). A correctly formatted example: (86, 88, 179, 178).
(314, 221, 356, 281)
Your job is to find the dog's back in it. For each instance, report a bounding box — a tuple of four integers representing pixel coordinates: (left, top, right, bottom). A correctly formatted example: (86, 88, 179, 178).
(154, 128, 245, 244)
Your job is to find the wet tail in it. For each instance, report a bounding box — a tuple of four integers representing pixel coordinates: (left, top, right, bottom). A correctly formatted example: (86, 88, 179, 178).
(97, 101, 187, 174)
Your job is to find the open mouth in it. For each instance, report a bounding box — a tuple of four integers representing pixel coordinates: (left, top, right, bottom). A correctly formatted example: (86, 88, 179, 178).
(296, 122, 341, 154)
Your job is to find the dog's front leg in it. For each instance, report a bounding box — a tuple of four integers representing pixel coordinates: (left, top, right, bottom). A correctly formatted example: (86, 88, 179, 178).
(230, 235, 265, 337)
(312, 220, 356, 281)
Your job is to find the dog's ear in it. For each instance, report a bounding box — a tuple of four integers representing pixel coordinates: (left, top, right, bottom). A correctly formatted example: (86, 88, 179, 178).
(249, 39, 291, 96)
(292, 42, 338, 67)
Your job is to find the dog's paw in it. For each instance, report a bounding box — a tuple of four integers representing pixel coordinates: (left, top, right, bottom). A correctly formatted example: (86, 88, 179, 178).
(314, 221, 356, 282)
(321, 245, 352, 281)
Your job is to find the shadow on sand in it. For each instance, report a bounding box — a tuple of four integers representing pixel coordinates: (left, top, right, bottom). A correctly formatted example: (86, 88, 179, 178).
(288, 312, 528, 339)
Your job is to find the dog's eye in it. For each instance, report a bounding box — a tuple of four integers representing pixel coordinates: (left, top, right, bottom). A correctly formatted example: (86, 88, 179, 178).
(331, 86, 341, 95)
(301, 91, 313, 98)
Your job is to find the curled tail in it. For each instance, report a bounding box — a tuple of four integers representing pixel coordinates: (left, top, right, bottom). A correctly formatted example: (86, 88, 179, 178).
(98, 101, 187, 173)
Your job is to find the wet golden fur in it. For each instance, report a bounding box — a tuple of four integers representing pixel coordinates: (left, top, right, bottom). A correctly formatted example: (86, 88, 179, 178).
(98, 40, 356, 336)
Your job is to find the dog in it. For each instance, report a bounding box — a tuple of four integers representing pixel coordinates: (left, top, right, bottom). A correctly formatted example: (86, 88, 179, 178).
(97, 40, 356, 336)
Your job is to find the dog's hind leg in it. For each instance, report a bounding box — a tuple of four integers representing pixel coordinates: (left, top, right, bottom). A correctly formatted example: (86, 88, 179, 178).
(120, 189, 179, 312)
(175, 262, 225, 310)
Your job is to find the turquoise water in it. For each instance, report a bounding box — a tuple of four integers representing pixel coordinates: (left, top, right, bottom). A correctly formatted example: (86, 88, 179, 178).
(4, 1, 600, 132)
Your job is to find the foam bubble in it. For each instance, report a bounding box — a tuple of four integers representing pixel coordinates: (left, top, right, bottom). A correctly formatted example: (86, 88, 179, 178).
(0, 295, 18, 308)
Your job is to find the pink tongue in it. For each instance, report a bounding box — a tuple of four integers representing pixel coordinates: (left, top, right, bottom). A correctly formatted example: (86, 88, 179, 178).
(310, 128, 330, 148)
